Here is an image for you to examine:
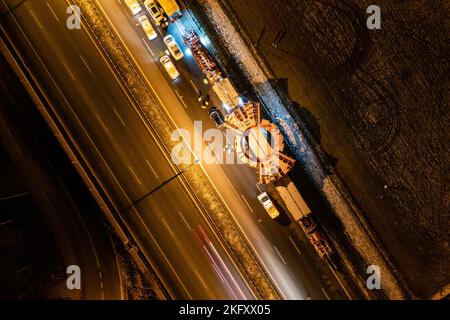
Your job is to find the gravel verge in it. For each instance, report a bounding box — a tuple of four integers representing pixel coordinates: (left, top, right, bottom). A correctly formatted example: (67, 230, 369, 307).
(73, 0, 278, 299)
(196, 0, 415, 299)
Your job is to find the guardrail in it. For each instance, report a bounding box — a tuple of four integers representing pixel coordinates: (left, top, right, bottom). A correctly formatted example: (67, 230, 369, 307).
(0, 27, 169, 300)
(73, 0, 280, 299)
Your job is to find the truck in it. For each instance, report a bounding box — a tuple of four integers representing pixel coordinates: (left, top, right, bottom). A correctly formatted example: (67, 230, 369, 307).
(268, 180, 333, 259)
(183, 30, 217, 77)
(157, 0, 181, 21)
(276, 181, 311, 222)
(184, 30, 241, 113)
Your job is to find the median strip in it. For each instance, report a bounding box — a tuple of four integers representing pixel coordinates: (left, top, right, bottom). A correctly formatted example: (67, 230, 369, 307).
(73, 0, 279, 299)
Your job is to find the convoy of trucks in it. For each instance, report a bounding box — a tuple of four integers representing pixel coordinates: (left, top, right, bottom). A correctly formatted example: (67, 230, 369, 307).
(182, 27, 335, 260)
(132, 3, 335, 261)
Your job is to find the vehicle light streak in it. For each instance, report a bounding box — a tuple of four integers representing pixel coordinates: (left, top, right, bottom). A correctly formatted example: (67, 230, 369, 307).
(199, 225, 247, 300)
(192, 227, 238, 299)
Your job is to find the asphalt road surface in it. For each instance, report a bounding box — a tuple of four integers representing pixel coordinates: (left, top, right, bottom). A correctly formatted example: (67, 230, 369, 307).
(0, 52, 122, 300)
(0, 0, 349, 299)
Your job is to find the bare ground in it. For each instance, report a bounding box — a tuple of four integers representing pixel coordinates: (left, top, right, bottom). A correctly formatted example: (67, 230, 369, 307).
(216, 0, 449, 299)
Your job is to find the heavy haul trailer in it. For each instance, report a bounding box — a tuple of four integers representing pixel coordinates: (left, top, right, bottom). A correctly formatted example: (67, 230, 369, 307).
(183, 30, 218, 77)
(265, 180, 333, 259)
(183, 30, 240, 110)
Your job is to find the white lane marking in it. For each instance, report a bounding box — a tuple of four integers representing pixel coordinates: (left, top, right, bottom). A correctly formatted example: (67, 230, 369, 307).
(289, 236, 302, 256)
(78, 2, 191, 294)
(62, 61, 76, 81)
(79, 54, 93, 74)
(0, 191, 29, 201)
(189, 79, 200, 95)
(155, 25, 164, 39)
(29, 9, 42, 28)
(128, 166, 142, 185)
(10, 0, 182, 299)
(110, 236, 125, 300)
(322, 287, 330, 300)
(174, 90, 188, 109)
(113, 107, 126, 127)
(194, 270, 208, 290)
(274, 246, 287, 265)
(46, 2, 59, 22)
(142, 38, 154, 56)
(121, 173, 193, 297)
(98, 271, 104, 297)
(240, 194, 254, 213)
(161, 217, 174, 238)
(5, 4, 184, 299)
(134, 83, 274, 297)
(178, 211, 191, 230)
(145, 160, 158, 178)
(0, 219, 13, 227)
(90, 0, 244, 299)
(96, 114, 109, 134)
(146, 224, 192, 299)
(174, 19, 185, 35)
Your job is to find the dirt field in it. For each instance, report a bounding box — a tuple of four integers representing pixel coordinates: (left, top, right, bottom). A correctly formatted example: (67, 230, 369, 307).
(221, 0, 449, 298)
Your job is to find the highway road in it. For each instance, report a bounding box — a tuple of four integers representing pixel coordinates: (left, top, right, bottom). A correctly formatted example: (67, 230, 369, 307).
(0, 0, 254, 300)
(0, 51, 122, 300)
(0, 0, 349, 299)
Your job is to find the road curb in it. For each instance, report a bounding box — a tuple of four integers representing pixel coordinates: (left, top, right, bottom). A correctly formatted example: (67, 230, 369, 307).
(0, 21, 168, 301)
(72, 0, 280, 300)
(196, 0, 413, 300)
